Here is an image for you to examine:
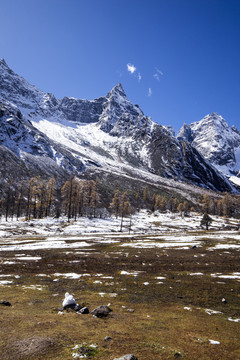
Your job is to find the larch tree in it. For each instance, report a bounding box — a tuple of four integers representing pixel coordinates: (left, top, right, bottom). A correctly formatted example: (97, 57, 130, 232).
(45, 178, 56, 217)
(119, 192, 131, 232)
(110, 190, 121, 218)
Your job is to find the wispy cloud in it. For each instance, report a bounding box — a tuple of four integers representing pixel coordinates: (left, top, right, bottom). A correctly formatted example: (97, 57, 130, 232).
(127, 63, 136, 74)
(138, 72, 142, 82)
(153, 67, 163, 81)
(148, 87, 152, 97)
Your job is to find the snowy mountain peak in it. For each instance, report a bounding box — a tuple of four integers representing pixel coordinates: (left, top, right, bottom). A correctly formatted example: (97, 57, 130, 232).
(0, 59, 235, 193)
(108, 83, 126, 97)
(0, 58, 8, 68)
(178, 113, 240, 177)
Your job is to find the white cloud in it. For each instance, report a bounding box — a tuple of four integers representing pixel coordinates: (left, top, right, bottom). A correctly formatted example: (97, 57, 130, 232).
(138, 72, 142, 82)
(127, 63, 136, 74)
(148, 87, 152, 97)
(153, 67, 163, 81)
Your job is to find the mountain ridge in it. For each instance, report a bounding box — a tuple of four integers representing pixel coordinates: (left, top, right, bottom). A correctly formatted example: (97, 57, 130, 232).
(177, 113, 240, 180)
(0, 59, 235, 195)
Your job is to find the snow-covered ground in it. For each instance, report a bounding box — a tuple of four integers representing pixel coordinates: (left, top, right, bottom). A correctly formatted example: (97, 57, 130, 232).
(0, 210, 236, 237)
(0, 210, 239, 252)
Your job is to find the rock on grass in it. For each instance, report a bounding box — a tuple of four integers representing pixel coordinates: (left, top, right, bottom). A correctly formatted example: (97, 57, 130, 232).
(113, 355, 138, 360)
(91, 305, 112, 317)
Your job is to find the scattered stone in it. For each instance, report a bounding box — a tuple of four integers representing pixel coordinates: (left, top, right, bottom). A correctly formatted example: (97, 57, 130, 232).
(222, 297, 227, 304)
(77, 306, 89, 314)
(192, 245, 198, 249)
(127, 308, 135, 313)
(91, 305, 112, 317)
(174, 352, 182, 358)
(0, 301, 11, 306)
(113, 355, 138, 360)
(104, 336, 112, 341)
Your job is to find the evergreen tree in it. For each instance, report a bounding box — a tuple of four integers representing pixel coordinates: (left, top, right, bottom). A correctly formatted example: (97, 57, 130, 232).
(110, 190, 121, 218)
(200, 213, 213, 230)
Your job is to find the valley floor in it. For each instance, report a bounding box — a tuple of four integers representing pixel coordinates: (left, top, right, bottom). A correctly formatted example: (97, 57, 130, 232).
(0, 211, 239, 359)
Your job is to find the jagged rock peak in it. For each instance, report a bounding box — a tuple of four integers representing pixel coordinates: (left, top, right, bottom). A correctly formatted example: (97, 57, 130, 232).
(107, 83, 127, 99)
(177, 122, 192, 142)
(0, 58, 8, 67)
(202, 112, 228, 126)
(0, 58, 12, 74)
(178, 112, 240, 178)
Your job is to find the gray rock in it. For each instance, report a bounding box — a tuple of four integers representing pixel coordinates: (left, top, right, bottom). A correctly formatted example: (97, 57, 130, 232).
(174, 352, 182, 358)
(63, 303, 82, 312)
(104, 336, 112, 341)
(91, 305, 112, 318)
(77, 306, 89, 314)
(113, 355, 138, 360)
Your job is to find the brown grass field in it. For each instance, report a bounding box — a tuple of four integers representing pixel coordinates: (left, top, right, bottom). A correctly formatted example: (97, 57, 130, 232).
(0, 231, 239, 359)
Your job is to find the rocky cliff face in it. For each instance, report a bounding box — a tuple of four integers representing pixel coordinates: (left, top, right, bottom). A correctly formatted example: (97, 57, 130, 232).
(178, 113, 240, 177)
(0, 59, 235, 192)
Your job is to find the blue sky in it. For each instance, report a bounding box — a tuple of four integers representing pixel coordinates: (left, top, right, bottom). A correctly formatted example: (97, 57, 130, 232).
(1, 0, 240, 132)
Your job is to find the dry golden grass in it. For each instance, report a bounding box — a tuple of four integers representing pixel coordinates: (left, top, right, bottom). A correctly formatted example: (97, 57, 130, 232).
(0, 233, 239, 359)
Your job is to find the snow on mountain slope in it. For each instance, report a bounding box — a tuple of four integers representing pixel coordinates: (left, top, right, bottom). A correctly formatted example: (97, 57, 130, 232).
(178, 113, 240, 177)
(0, 59, 235, 193)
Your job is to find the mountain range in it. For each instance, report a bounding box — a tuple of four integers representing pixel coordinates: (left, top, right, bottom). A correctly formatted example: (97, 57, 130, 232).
(0, 58, 237, 198)
(177, 113, 240, 187)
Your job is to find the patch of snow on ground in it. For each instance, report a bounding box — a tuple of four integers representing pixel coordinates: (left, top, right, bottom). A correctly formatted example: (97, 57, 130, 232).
(211, 272, 240, 280)
(15, 256, 42, 261)
(189, 272, 204, 276)
(53, 273, 91, 279)
(205, 309, 223, 315)
(0, 280, 13, 285)
(209, 339, 220, 345)
(120, 270, 142, 276)
(228, 317, 240, 322)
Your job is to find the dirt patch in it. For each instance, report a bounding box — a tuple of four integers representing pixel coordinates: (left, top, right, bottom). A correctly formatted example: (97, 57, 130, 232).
(7, 336, 57, 359)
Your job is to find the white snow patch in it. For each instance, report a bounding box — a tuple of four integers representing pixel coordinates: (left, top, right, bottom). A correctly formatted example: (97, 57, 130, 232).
(120, 270, 142, 276)
(228, 317, 240, 322)
(15, 256, 42, 261)
(54, 273, 91, 279)
(209, 339, 220, 345)
(0, 280, 13, 285)
(205, 309, 222, 315)
(189, 272, 204, 276)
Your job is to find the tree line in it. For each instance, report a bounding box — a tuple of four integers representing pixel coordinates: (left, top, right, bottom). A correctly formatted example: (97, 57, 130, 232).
(0, 176, 239, 222)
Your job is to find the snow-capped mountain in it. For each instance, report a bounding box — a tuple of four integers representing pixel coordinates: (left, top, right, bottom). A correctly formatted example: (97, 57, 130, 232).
(0, 58, 235, 193)
(177, 113, 240, 181)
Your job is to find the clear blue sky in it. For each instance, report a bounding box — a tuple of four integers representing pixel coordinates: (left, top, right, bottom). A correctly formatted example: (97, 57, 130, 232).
(1, 0, 240, 132)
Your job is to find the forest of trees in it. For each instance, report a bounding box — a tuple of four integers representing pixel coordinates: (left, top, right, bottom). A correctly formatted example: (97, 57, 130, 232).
(0, 176, 240, 222)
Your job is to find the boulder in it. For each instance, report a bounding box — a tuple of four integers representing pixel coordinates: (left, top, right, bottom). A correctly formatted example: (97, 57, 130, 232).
(104, 336, 112, 341)
(113, 355, 138, 360)
(77, 306, 89, 314)
(91, 305, 112, 317)
(0, 301, 11, 306)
